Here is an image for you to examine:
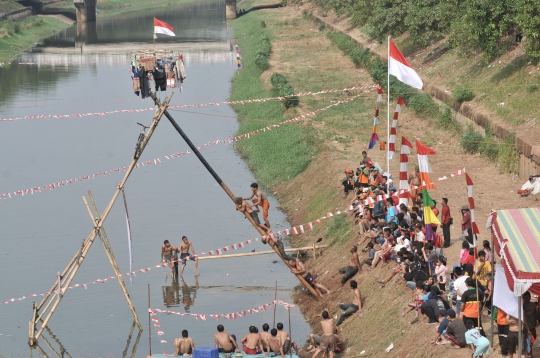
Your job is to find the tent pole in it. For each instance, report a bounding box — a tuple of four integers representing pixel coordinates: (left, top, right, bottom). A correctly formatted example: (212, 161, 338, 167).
(386, 35, 391, 196)
(518, 295, 523, 358)
(490, 230, 495, 347)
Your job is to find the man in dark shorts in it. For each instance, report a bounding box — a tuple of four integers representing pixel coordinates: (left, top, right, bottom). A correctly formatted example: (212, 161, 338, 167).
(179, 236, 199, 276)
(339, 245, 361, 286)
(214, 324, 239, 353)
(276, 322, 298, 355)
(288, 258, 330, 295)
(161, 240, 176, 277)
(262, 235, 293, 261)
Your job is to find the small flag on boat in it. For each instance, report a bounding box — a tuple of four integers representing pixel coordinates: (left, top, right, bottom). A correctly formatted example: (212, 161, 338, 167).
(154, 18, 175, 37)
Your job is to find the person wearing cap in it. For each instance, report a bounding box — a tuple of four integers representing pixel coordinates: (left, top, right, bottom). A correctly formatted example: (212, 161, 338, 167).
(371, 167, 384, 184)
(341, 168, 355, 196)
(358, 165, 370, 188)
(445, 309, 468, 348)
(408, 165, 421, 200)
(460, 277, 485, 336)
(440, 198, 452, 248)
(460, 205, 473, 245)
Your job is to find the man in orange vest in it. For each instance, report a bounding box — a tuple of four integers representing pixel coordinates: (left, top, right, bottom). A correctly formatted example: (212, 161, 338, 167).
(497, 307, 510, 356)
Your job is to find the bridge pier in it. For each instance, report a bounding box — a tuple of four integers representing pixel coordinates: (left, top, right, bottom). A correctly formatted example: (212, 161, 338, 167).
(74, 0, 97, 22)
(225, 0, 236, 19)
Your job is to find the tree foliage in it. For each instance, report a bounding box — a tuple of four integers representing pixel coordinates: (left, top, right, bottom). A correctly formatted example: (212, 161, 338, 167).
(320, 0, 540, 63)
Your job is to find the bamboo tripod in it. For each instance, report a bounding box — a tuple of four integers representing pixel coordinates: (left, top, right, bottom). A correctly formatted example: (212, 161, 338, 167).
(28, 93, 174, 346)
(148, 93, 321, 298)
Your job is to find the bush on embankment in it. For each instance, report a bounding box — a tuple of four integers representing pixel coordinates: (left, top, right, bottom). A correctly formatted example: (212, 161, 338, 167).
(230, 13, 316, 188)
(270, 73, 299, 108)
(255, 35, 272, 71)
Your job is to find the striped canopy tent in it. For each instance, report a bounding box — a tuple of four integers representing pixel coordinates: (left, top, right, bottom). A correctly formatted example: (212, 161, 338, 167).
(491, 207, 540, 296)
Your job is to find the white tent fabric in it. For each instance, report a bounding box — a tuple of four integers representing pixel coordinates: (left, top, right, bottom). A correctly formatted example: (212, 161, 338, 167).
(493, 264, 522, 317)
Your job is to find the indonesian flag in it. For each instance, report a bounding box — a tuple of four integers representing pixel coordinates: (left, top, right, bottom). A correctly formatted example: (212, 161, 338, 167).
(154, 18, 175, 36)
(389, 40, 423, 89)
(416, 139, 436, 189)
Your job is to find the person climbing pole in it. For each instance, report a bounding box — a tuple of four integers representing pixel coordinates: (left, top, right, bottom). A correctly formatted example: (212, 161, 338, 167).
(235, 196, 270, 235)
(246, 183, 271, 230)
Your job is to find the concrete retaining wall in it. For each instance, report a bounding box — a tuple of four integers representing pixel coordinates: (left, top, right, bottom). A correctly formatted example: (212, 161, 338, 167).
(6, 7, 34, 20)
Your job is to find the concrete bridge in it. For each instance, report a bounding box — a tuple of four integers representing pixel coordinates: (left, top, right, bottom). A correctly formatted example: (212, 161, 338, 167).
(74, 0, 236, 23)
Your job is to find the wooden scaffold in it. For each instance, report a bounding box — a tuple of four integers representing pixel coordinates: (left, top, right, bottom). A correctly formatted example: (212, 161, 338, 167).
(28, 93, 174, 346)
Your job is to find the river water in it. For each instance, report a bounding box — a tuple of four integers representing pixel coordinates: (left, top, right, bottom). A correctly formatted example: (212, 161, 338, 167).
(0, 1, 310, 356)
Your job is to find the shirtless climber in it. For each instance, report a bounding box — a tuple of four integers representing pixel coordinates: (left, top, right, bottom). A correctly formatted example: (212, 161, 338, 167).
(408, 165, 421, 200)
(246, 183, 271, 230)
(235, 196, 270, 234)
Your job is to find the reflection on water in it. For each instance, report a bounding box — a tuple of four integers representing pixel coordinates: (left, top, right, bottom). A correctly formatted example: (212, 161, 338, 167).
(163, 276, 199, 312)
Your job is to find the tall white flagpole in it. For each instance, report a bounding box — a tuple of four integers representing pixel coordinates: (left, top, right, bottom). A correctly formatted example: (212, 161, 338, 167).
(387, 36, 391, 198)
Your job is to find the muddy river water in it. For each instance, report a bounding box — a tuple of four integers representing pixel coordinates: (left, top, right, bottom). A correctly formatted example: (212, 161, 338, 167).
(0, 1, 310, 356)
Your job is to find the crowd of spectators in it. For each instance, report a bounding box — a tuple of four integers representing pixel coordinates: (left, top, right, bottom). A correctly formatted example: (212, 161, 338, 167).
(329, 152, 540, 358)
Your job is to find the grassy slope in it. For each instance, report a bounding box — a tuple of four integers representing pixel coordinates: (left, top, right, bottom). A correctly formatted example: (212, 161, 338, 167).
(230, 10, 372, 188)
(0, 0, 25, 13)
(0, 17, 69, 64)
(230, 14, 315, 188)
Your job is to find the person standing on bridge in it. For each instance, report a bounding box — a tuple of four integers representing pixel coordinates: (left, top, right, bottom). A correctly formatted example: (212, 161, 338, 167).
(246, 183, 271, 230)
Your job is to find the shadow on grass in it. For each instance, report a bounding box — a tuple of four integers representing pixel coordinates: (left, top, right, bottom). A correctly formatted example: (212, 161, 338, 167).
(490, 55, 528, 83)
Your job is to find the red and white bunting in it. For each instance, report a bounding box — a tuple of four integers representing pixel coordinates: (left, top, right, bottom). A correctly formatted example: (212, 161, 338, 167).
(0, 205, 359, 305)
(388, 96, 405, 160)
(2, 94, 369, 201)
(1, 86, 374, 122)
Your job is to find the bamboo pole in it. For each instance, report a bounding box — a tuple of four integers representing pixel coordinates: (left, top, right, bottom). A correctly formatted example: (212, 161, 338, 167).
(130, 325, 143, 358)
(148, 284, 152, 357)
(122, 320, 137, 358)
(83, 192, 142, 330)
(197, 246, 328, 260)
(28, 93, 173, 346)
(151, 92, 321, 298)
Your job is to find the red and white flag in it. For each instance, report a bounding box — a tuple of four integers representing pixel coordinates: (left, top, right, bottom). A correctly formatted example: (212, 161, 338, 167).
(416, 139, 437, 189)
(389, 40, 423, 89)
(154, 18, 175, 37)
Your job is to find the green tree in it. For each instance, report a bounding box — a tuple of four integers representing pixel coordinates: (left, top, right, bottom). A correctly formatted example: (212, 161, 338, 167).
(364, 0, 409, 41)
(514, 0, 540, 63)
(449, 0, 516, 62)
(405, 0, 462, 46)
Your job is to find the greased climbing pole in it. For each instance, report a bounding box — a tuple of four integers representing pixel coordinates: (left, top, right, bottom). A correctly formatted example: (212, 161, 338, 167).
(148, 92, 321, 298)
(27, 93, 175, 346)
